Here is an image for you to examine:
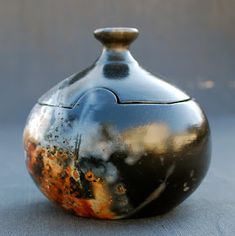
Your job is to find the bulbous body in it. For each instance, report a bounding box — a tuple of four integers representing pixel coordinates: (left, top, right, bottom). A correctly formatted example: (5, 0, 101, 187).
(23, 28, 211, 219)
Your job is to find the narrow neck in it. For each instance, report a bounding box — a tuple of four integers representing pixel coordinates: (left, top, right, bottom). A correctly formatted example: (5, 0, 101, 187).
(96, 48, 138, 65)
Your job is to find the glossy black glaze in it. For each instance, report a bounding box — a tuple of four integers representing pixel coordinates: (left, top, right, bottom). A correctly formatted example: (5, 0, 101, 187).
(39, 28, 189, 107)
(23, 27, 211, 219)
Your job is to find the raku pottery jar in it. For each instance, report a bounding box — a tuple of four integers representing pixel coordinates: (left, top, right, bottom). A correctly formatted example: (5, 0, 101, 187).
(23, 27, 211, 219)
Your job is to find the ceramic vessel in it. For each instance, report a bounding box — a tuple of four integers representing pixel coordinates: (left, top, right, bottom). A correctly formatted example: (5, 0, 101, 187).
(23, 27, 211, 219)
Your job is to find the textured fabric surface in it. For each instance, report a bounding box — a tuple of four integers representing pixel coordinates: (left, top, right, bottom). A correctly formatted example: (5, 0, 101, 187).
(0, 117, 234, 236)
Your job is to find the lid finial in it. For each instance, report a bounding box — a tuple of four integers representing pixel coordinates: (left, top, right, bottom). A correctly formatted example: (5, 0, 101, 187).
(94, 27, 139, 49)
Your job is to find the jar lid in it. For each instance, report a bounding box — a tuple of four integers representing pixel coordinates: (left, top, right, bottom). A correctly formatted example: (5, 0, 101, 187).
(39, 28, 190, 108)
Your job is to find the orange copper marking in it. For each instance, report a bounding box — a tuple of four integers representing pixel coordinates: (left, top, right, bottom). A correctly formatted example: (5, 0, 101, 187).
(116, 184, 126, 195)
(73, 170, 79, 180)
(25, 140, 116, 219)
(85, 171, 96, 182)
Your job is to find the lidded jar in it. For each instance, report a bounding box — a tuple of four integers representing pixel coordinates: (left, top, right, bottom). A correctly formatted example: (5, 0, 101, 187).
(23, 28, 211, 219)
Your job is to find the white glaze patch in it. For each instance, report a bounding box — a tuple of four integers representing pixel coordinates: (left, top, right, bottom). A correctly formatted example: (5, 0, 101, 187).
(183, 186, 190, 192)
(190, 169, 195, 178)
(125, 155, 140, 165)
(183, 182, 190, 192)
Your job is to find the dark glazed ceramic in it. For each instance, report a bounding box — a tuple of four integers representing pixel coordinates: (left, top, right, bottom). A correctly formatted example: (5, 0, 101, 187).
(23, 27, 211, 219)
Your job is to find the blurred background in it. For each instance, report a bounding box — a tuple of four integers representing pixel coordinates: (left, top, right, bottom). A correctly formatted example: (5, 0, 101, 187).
(0, 1, 235, 235)
(0, 0, 235, 124)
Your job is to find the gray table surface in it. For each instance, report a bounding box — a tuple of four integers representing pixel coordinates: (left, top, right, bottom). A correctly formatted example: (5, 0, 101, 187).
(0, 116, 234, 236)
